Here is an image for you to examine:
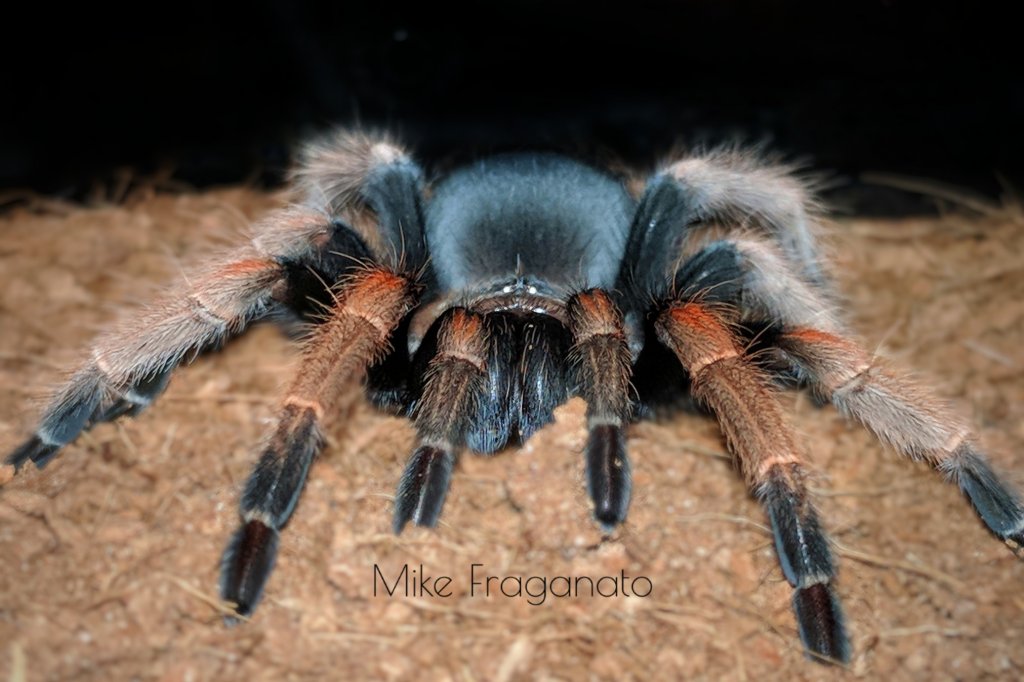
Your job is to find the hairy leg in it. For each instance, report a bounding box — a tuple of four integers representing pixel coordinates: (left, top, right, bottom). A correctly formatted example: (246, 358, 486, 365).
(6, 251, 286, 470)
(393, 308, 488, 533)
(680, 235, 1024, 554)
(221, 267, 418, 617)
(656, 300, 850, 663)
(218, 130, 432, 617)
(618, 146, 829, 305)
(566, 289, 634, 529)
(7, 127, 428, 470)
(777, 327, 1024, 551)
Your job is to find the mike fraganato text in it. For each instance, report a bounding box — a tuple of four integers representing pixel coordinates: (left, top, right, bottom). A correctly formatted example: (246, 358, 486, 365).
(373, 563, 653, 606)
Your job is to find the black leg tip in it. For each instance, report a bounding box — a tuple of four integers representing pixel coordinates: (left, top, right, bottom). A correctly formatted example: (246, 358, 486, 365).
(6, 435, 60, 471)
(593, 500, 628, 534)
(793, 583, 851, 665)
(393, 445, 454, 534)
(219, 519, 279, 621)
(586, 425, 631, 532)
(956, 451, 1024, 539)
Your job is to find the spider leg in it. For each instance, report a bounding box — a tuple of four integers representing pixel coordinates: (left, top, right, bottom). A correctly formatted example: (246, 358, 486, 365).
(219, 130, 432, 617)
(566, 289, 634, 529)
(6, 129, 427, 475)
(393, 308, 488, 533)
(776, 328, 1024, 551)
(619, 147, 828, 307)
(5, 250, 289, 471)
(684, 235, 1024, 554)
(3, 197, 380, 474)
(221, 267, 418, 618)
(655, 300, 850, 664)
(290, 129, 428, 274)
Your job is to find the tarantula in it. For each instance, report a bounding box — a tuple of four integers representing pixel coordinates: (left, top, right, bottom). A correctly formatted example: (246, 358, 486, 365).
(5, 130, 1022, 664)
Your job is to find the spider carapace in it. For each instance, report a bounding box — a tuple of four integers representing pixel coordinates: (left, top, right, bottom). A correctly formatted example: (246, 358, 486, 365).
(7, 130, 1023, 664)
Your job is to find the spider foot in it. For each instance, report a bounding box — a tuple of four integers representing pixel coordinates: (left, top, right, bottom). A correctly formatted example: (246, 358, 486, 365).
(793, 583, 851, 664)
(5, 435, 61, 471)
(220, 519, 280, 624)
(585, 424, 631, 531)
(760, 464, 850, 664)
(5, 367, 170, 476)
(953, 446, 1024, 550)
(393, 445, 455, 533)
(5, 369, 105, 472)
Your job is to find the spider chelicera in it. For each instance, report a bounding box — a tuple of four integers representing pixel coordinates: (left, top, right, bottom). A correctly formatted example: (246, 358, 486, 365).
(6, 129, 1022, 664)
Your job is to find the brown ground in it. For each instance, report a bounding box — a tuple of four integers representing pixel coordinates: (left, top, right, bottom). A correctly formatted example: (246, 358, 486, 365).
(0, 186, 1022, 682)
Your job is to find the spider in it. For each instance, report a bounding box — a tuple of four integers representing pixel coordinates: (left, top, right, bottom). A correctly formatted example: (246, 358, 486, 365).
(5, 129, 1022, 665)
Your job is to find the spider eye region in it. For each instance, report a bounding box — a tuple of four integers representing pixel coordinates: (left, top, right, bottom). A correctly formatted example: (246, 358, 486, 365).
(497, 276, 546, 298)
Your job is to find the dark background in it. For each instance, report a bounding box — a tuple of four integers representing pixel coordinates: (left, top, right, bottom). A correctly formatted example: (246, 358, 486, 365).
(4, 2, 1021, 212)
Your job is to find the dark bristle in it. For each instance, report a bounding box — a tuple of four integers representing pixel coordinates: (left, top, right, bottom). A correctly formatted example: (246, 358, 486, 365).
(955, 448, 1024, 539)
(219, 520, 280, 623)
(793, 583, 851, 665)
(393, 445, 455, 534)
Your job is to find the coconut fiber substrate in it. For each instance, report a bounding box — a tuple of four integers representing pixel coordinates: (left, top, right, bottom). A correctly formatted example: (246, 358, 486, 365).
(1, 187, 1022, 681)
